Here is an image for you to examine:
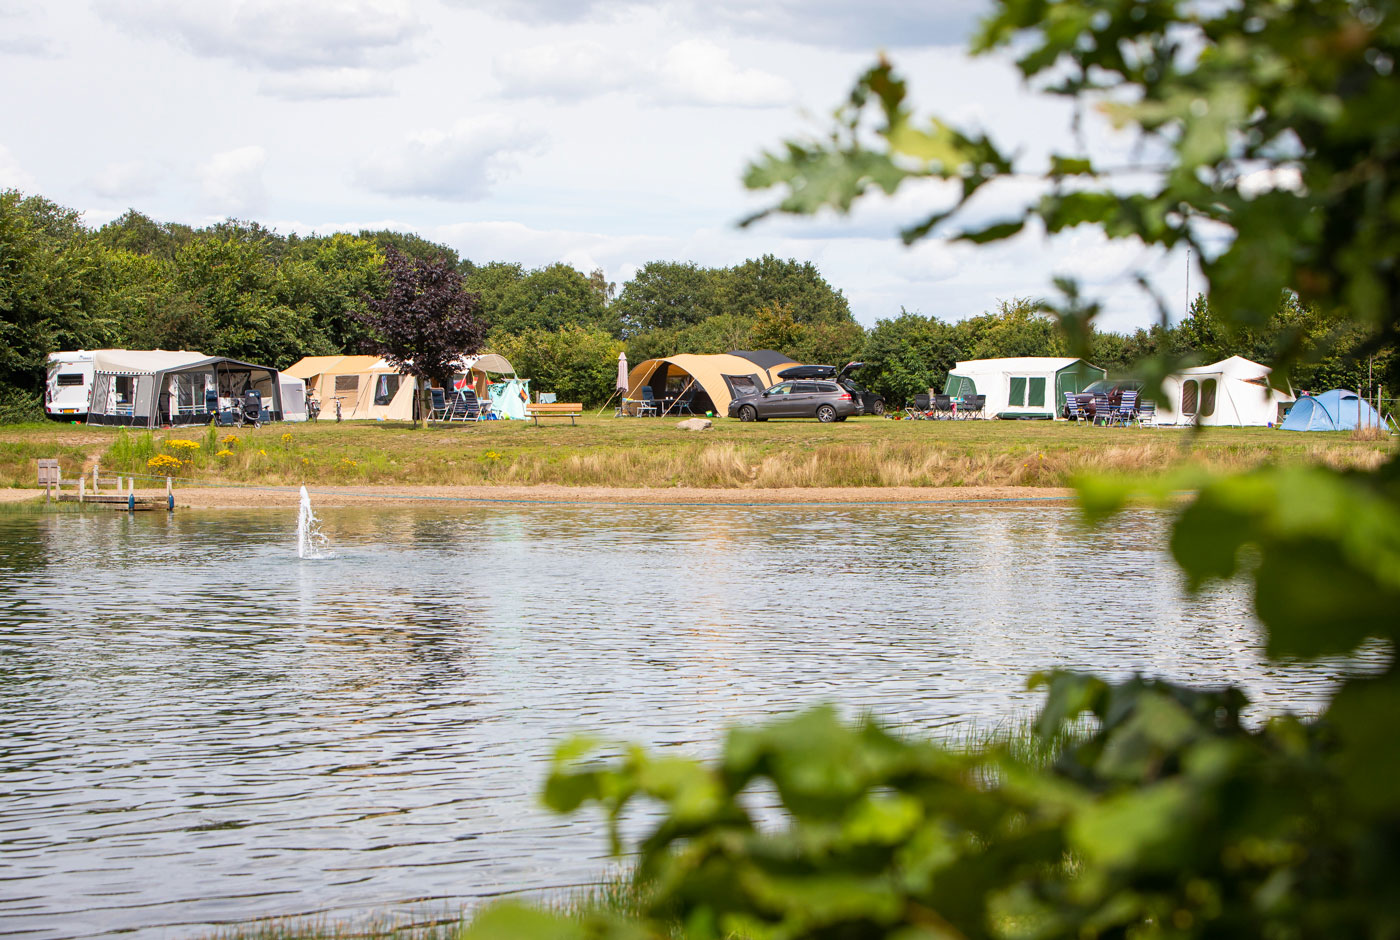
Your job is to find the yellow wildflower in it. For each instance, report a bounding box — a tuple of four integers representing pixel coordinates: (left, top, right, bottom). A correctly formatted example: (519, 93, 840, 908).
(281, 432, 293, 445)
(216, 449, 234, 457)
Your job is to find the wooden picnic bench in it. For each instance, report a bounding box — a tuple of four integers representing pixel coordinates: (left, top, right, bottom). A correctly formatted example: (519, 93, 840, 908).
(524, 402, 583, 426)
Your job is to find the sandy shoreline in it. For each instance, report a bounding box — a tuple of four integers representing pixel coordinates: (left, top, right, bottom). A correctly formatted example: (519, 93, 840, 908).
(1, 483, 1077, 509)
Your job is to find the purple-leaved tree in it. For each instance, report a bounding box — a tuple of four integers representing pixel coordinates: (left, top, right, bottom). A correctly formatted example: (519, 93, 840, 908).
(359, 247, 487, 427)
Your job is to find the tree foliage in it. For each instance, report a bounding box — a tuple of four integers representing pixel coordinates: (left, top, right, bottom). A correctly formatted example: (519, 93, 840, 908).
(359, 248, 487, 426)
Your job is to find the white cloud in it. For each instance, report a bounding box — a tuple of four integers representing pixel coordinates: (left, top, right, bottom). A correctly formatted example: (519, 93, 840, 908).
(0, 144, 39, 193)
(657, 39, 795, 108)
(87, 161, 164, 200)
(468, 0, 982, 48)
(258, 67, 391, 100)
(200, 146, 268, 216)
(356, 118, 545, 200)
(494, 37, 793, 108)
(492, 40, 639, 100)
(94, 0, 422, 71)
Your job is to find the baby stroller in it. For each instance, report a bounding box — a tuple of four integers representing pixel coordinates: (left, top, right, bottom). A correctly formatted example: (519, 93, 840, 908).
(233, 389, 263, 428)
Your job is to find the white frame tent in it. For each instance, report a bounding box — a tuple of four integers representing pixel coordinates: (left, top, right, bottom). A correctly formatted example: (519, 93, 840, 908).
(944, 357, 1106, 419)
(85, 349, 283, 427)
(1155, 356, 1294, 427)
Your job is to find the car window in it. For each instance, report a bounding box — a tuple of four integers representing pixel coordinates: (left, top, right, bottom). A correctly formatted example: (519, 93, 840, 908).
(794, 382, 821, 393)
(767, 383, 794, 395)
(815, 383, 839, 392)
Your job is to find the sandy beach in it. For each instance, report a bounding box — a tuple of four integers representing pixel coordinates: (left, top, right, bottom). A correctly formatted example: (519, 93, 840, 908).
(1, 483, 1078, 509)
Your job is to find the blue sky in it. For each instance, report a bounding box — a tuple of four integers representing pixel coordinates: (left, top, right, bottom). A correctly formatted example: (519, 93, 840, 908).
(1, 0, 1198, 332)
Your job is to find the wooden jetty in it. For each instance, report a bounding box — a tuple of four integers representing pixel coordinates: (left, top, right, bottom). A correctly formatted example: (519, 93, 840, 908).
(39, 459, 175, 511)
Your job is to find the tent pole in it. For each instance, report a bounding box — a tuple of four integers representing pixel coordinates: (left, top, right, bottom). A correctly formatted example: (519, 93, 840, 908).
(660, 378, 696, 417)
(594, 388, 622, 417)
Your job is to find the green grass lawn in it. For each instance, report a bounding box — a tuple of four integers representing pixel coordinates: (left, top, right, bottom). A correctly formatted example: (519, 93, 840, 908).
(0, 415, 1391, 490)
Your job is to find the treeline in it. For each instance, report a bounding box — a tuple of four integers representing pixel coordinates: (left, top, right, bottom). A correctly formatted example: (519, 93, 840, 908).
(2, 189, 1392, 413)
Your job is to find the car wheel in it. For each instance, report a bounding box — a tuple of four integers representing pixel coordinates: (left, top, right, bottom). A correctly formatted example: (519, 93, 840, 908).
(817, 404, 837, 423)
(872, 400, 886, 416)
(739, 404, 757, 422)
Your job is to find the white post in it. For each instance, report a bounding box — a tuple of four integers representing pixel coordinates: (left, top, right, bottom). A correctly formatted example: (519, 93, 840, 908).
(78, 477, 85, 503)
(92, 463, 100, 491)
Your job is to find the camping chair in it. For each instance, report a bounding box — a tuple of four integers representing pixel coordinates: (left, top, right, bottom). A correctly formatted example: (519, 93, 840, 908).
(1137, 399, 1157, 427)
(1092, 394, 1116, 426)
(961, 394, 985, 419)
(670, 383, 698, 416)
(906, 393, 932, 419)
(932, 394, 954, 419)
(447, 388, 482, 422)
(1117, 390, 1138, 425)
(427, 387, 449, 422)
(638, 387, 658, 417)
(1064, 391, 1087, 422)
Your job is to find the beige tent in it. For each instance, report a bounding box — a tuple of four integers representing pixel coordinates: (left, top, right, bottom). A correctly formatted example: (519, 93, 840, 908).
(284, 353, 521, 421)
(283, 355, 414, 420)
(626, 352, 800, 416)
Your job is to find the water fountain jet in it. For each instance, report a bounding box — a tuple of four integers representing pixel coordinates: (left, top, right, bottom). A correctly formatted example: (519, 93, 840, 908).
(297, 485, 331, 558)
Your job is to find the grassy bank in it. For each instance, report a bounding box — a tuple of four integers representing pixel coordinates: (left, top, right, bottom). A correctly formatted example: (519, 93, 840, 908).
(0, 416, 1390, 490)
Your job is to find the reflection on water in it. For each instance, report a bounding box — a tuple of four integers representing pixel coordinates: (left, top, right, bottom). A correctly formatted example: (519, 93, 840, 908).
(0, 504, 1380, 938)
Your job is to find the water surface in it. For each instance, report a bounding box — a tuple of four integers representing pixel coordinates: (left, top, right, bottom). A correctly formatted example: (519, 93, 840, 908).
(0, 503, 1370, 938)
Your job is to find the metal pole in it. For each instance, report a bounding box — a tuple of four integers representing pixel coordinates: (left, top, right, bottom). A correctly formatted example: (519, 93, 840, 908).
(166, 476, 173, 511)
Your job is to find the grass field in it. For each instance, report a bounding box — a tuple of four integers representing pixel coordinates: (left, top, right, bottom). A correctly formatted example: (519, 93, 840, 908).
(0, 415, 1391, 490)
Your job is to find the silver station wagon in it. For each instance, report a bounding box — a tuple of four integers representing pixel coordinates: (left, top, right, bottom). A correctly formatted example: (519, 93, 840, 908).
(728, 379, 858, 422)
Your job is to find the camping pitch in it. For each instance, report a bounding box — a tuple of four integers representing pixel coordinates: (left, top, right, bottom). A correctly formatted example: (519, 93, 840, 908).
(1155, 356, 1294, 427)
(943, 357, 1105, 419)
(1280, 389, 1385, 431)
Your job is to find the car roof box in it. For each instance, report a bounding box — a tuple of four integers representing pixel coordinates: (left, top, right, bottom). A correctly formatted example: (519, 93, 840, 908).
(777, 364, 837, 379)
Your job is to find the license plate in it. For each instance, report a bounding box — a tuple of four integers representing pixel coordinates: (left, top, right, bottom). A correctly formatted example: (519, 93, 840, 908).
(61, 409, 77, 414)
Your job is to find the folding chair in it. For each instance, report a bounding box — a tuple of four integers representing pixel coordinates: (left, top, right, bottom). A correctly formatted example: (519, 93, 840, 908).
(906, 393, 932, 419)
(427, 387, 449, 422)
(961, 394, 985, 419)
(1092, 394, 1116, 426)
(638, 387, 658, 417)
(1064, 391, 1087, 422)
(447, 389, 482, 421)
(932, 394, 954, 419)
(1137, 399, 1157, 427)
(1116, 390, 1138, 426)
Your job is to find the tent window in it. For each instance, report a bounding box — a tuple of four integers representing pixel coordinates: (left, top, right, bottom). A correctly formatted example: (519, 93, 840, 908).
(335, 375, 358, 393)
(1182, 379, 1199, 416)
(1008, 376, 1027, 407)
(374, 374, 401, 406)
(723, 374, 761, 397)
(114, 375, 135, 404)
(1027, 377, 1046, 408)
(1200, 378, 1217, 417)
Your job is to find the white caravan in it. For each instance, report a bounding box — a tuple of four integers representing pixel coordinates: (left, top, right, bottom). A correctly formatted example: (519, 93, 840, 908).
(45, 351, 96, 419)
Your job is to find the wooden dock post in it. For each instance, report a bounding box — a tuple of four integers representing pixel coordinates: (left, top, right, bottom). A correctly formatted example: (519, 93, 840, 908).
(78, 477, 85, 503)
(92, 463, 100, 491)
(166, 476, 173, 511)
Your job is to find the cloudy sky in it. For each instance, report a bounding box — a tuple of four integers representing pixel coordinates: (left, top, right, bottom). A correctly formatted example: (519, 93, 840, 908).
(0, 0, 1197, 332)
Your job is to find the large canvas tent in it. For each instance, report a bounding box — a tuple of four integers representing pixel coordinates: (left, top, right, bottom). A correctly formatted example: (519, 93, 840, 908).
(1279, 389, 1384, 431)
(86, 349, 283, 427)
(283, 355, 411, 421)
(944, 357, 1105, 419)
(1155, 356, 1294, 426)
(284, 352, 521, 421)
(626, 351, 800, 416)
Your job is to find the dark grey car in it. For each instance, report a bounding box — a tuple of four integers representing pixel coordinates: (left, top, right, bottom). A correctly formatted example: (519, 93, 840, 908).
(728, 380, 858, 422)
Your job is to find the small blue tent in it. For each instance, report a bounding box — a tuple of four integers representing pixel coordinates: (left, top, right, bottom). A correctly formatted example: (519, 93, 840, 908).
(1280, 389, 1383, 431)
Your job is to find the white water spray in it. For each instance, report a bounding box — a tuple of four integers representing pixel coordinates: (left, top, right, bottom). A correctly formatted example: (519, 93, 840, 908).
(297, 485, 331, 559)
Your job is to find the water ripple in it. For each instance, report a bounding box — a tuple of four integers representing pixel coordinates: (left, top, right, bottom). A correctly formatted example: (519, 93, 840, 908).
(0, 504, 1384, 939)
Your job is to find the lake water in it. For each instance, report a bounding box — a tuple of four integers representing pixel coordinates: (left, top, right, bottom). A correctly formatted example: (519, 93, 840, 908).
(0, 502, 1369, 939)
